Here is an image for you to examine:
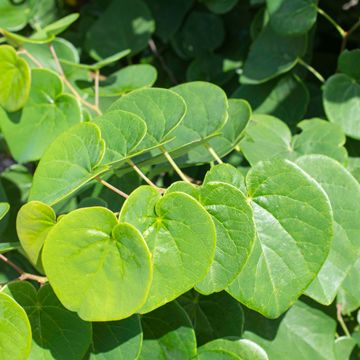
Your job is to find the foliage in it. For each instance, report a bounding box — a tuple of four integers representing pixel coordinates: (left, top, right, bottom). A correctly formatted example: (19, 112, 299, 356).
(0, 0, 360, 359)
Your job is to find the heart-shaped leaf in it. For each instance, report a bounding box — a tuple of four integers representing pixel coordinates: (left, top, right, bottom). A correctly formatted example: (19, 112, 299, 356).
(3, 281, 91, 360)
(93, 110, 147, 165)
(29, 122, 107, 205)
(323, 73, 360, 139)
(197, 339, 269, 360)
(296, 155, 360, 304)
(240, 26, 306, 84)
(16, 201, 56, 269)
(227, 159, 333, 318)
(267, 0, 317, 36)
(140, 301, 197, 359)
(119, 186, 216, 313)
(110, 87, 186, 150)
(0, 68, 81, 163)
(42, 207, 153, 321)
(0, 45, 30, 112)
(90, 315, 142, 360)
(167, 181, 255, 294)
(0, 292, 31, 360)
(85, 0, 155, 59)
(179, 290, 244, 346)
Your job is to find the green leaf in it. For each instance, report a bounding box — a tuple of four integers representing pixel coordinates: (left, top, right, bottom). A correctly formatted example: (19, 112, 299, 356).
(0, 241, 19, 254)
(3, 281, 91, 360)
(0, 0, 31, 31)
(42, 207, 152, 321)
(0, 202, 9, 221)
(167, 181, 255, 294)
(85, 0, 155, 59)
(172, 11, 224, 59)
(194, 349, 239, 359)
(119, 186, 216, 313)
(98, 64, 157, 96)
(0, 68, 81, 163)
(227, 159, 333, 318)
(323, 73, 360, 139)
(16, 201, 56, 269)
(295, 155, 360, 304)
(245, 301, 337, 360)
(90, 315, 142, 360)
(1, 28, 54, 46)
(179, 290, 244, 346)
(168, 81, 228, 153)
(29, 122, 107, 205)
(338, 49, 360, 81)
(240, 26, 306, 84)
(239, 115, 347, 165)
(93, 110, 147, 165)
(187, 99, 251, 164)
(233, 74, 309, 127)
(203, 164, 246, 193)
(201, 0, 238, 14)
(144, 0, 193, 42)
(337, 258, 360, 314)
(334, 337, 357, 360)
(110, 87, 186, 149)
(267, 0, 317, 36)
(0, 292, 31, 360)
(0, 45, 31, 112)
(139, 301, 196, 359)
(39, 13, 79, 37)
(198, 339, 269, 360)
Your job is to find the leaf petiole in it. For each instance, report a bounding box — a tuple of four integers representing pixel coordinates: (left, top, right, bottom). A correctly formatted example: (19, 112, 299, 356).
(161, 147, 192, 183)
(297, 58, 325, 83)
(95, 176, 129, 199)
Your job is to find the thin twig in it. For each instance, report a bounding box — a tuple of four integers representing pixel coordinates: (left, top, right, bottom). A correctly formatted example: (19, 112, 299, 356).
(0, 254, 47, 284)
(161, 148, 191, 183)
(127, 160, 164, 192)
(205, 144, 223, 164)
(297, 58, 325, 83)
(18, 48, 44, 68)
(95, 176, 129, 199)
(94, 69, 100, 109)
(336, 303, 351, 337)
(317, 8, 346, 37)
(148, 38, 178, 85)
(48, 43, 102, 115)
(341, 18, 360, 52)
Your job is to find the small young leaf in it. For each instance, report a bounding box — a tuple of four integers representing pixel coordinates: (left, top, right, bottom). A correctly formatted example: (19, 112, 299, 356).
(0, 45, 30, 112)
(42, 207, 153, 321)
(119, 186, 216, 313)
(16, 201, 56, 269)
(3, 281, 92, 360)
(0, 292, 31, 360)
(0, 202, 9, 221)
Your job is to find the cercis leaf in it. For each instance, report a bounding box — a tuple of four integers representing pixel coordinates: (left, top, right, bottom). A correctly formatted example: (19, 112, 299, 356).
(179, 290, 244, 346)
(119, 186, 216, 313)
(29, 122, 107, 205)
(16, 201, 57, 269)
(240, 26, 306, 84)
(90, 315, 142, 360)
(42, 207, 153, 321)
(167, 181, 255, 294)
(0, 292, 31, 360)
(267, 0, 317, 36)
(227, 159, 333, 318)
(0, 68, 81, 163)
(0, 202, 10, 221)
(296, 155, 360, 304)
(3, 281, 91, 360)
(110, 87, 186, 150)
(0, 45, 31, 112)
(139, 301, 196, 359)
(0, 0, 31, 31)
